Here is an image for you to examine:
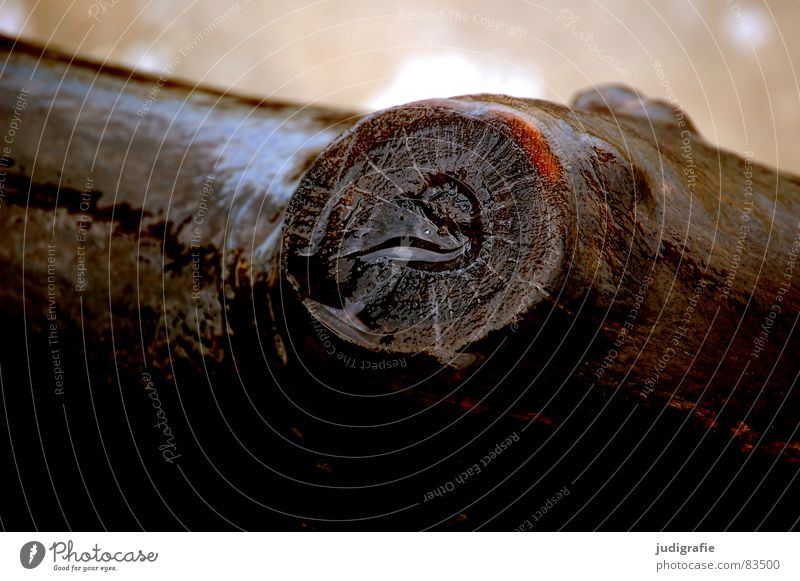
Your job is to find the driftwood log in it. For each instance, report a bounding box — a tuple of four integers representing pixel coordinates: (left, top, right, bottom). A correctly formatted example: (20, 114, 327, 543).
(283, 89, 800, 454)
(1, 36, 799, 531)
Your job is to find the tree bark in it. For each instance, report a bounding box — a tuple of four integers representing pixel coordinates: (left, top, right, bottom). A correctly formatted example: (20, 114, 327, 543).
(0, 36, 368, 530)
(0, 35, 358, 383)
(2, 36, 798, 531)
(283, 87, 800, 459)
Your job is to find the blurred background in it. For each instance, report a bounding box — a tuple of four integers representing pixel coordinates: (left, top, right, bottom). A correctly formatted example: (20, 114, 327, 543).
(2, 0, 798, 172)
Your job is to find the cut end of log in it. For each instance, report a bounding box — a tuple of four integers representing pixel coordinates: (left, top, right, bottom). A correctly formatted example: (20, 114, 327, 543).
(282, 97, 570, 360)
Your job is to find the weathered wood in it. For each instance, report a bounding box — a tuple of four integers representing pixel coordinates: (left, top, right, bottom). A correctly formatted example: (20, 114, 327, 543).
(2, 36, 798, 531)
(283, 87, 800, 458)
(0, 36, 358, 381)
(0, 37, 367, 530)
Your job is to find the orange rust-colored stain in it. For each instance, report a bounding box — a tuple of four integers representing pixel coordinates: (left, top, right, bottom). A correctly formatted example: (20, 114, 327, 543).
(508, 409, 555, 426)
(315, 460, 334, 473)
(762, 441, 800, 462)
(417, 392, 487, 414)
(456, 396, 479, 411)
(667, 398, 695, 411)
(492, 110, 563, 185)
(416, 388, 557, 427)
(730, 421, 758, 453)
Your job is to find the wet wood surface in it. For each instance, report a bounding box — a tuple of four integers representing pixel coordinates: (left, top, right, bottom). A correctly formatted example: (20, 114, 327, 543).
(1, 37, 798, 531)
(283, 87, 800, 459)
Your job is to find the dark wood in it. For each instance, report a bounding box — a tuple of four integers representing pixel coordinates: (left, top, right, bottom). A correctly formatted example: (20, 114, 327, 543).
(0, 35, 358, 382)
(2, 36, 799, 531)
(284, 87, 800, 459)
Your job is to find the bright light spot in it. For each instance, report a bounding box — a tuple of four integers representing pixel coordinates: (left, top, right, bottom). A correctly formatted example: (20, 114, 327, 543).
(126, 43, 168, 74)
(0, 3, 25, 36)
(369, 54, 542, 110)
(725, 6, 771, 47)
